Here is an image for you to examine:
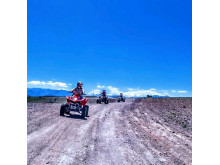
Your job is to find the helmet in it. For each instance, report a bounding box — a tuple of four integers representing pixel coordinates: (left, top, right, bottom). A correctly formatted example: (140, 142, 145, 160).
(77, 81, 83, 87)
(103, 89, 105, 91)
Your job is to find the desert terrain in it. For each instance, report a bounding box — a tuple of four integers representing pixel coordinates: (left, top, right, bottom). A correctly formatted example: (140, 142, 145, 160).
(27, 97, 192, 165)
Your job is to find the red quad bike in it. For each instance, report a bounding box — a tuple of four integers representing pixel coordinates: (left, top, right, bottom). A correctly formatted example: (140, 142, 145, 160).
(60, 92, 89, 118)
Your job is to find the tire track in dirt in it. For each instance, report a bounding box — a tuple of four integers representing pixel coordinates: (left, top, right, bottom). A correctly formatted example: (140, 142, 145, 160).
(28, 102, 130, 165)
(115, 99, 192, 165)
(28, 104, 101, 165)
(27, 98, 192, 165)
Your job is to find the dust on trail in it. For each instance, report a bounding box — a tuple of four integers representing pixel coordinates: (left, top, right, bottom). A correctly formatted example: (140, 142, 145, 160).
(27, 98, 192, 165)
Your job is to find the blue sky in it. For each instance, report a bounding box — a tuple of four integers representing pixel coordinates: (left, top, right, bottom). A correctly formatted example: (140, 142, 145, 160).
(27, 0, 192, 97)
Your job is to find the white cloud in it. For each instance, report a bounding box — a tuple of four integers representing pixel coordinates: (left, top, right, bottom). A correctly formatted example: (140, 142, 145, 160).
(27, 81, 42, 85)
(57, 88, 68, 90)
(128, 88, 137, 91)
(88, 89, 101, 95)
(107, 86, 121, 95)
(88, 84, 190, 97)
(27, 81, 70, 90)
(177, 90, 187, 93)
(97, 85, 105, 88)
(89, 85, 166, 97)
(89, 85, 121, 96)
(124, 89, 164, 97)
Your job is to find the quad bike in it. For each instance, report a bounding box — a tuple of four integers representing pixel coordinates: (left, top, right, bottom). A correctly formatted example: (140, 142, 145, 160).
(60, 92, 89, 118)
(118, 96, 125, 102)
(97, 96, 109, 104)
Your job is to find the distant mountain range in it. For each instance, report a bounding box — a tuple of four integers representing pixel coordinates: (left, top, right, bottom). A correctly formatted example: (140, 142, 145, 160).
(88, 94, 169, 98)
(27, 88, 70, 97)
(27, 88, 169, 98)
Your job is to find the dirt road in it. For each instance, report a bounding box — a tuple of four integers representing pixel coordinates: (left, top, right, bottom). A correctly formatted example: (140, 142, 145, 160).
(27, 98, 192, 165)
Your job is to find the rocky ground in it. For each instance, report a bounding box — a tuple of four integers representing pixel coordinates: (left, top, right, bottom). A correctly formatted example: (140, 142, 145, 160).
(27, 98, 192, 165)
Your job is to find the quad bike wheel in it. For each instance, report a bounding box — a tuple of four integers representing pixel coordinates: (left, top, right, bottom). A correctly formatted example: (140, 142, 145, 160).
(97, 99, 100, 104)
(123, 99, 125, 102)
(60, 104, 70, 116)
(81, 107, 86, 118)
(60, 104, 65, 116)
(81, 105, 89, 118)
(105, 100, 109, 104)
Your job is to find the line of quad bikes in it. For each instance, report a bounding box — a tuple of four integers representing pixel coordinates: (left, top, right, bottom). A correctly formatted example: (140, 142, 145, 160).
(60, 92, 125, 119)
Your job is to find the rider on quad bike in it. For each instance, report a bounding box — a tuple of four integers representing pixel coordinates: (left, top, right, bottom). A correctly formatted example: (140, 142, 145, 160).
(118, 93, 125, 102)
(97, 90, 109, 104)
(60, 81, 89, 118)
(70, 81, 84, 100)
(100, 90, 106, 98)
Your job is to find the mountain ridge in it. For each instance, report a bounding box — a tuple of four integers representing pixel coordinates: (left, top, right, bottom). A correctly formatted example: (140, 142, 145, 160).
(27, 88, 169, 98)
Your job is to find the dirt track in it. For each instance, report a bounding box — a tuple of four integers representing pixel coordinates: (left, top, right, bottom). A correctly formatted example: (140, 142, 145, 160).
(27, 98, 192, 165)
